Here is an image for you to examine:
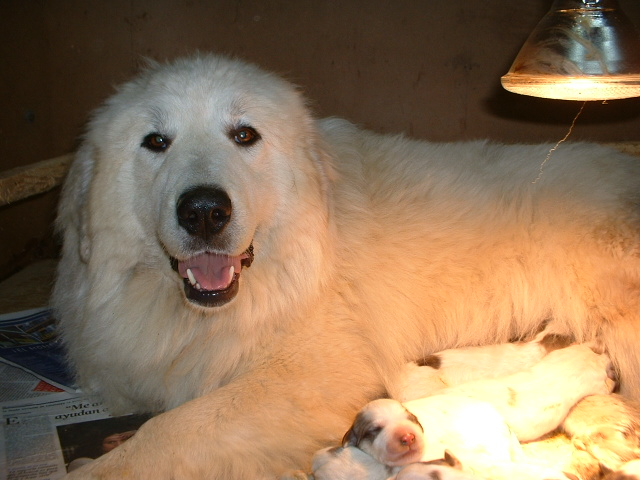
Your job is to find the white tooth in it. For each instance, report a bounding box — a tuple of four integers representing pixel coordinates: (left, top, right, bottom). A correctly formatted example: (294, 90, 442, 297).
(186, 268, 197, 286)
(229, 265, 235, 284)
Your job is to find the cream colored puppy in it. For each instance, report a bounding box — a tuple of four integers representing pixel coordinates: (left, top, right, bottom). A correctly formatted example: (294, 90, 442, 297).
(441, 344, 616, 441)
(393, 331, 572, 402)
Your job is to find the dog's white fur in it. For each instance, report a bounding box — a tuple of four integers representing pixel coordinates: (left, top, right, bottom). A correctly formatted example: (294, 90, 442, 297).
(53, 54, 640, 479)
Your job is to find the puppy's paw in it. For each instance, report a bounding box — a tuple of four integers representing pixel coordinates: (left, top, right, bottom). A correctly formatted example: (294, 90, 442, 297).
(602, 459, 640, 480)
(564, 448, 603, 480)
(573, 424, 640, 472)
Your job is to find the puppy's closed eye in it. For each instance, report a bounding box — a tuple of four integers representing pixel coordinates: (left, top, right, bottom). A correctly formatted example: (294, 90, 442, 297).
(364, 426, 382, 441)
(342, 416, 383, 447)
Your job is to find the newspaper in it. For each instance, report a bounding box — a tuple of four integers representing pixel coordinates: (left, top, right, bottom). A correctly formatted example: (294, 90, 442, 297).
(0, 363, 64, 403)
(0, 309, 152, 480)
(0, 308, 76, 393)
(1, 393, 151, 480)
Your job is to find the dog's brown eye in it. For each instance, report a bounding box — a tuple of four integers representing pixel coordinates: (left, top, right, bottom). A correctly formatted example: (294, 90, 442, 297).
(142, 133, 171, 152)
(231, 126, 260, 146)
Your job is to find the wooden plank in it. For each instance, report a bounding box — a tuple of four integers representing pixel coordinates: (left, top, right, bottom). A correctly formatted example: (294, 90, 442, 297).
(0, 154, 73, 206)
(0, 259, 57, 313)
(608, 142, 640, 157)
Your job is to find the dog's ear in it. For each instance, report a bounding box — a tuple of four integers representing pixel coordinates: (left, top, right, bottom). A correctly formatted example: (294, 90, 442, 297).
(56, 142, 95, 263)
(405, 409, 424, 433)
(341, 425, 359, 447)
(442, 450, 463, 470)
(341, 410, 378, 448)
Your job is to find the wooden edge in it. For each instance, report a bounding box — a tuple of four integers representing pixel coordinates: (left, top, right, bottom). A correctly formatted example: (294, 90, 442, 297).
(0, 142, 638, 206)
(607, 142, 640, 157)
(0, 154, 73, 206)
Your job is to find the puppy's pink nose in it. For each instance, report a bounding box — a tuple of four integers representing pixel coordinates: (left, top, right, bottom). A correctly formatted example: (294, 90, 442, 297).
(400, 433, 415, 446)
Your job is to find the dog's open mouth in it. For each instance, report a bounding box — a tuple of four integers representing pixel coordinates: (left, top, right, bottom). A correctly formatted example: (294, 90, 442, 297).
(170, 244, 254, 307)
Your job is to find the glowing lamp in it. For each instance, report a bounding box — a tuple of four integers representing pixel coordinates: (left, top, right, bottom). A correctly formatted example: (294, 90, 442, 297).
(501, 0, 640, 100)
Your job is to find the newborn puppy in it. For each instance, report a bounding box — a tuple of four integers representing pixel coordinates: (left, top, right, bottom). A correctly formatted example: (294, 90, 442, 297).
(393, 330, 572, 402)
(307, 445, 395, 480)
(342, 398, 573, 480)
(393, 451, 482, 480)
(342, 395, 518, 466)
(393, 454, 574, 480)
(298, 447, 479, 480)
(440, 344, 616, 441)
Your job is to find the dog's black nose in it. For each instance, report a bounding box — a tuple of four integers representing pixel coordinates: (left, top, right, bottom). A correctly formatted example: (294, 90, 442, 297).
(177, 186, 232, 239)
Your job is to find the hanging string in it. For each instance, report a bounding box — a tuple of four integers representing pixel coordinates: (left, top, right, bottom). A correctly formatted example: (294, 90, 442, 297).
(532, 101, 587, 183)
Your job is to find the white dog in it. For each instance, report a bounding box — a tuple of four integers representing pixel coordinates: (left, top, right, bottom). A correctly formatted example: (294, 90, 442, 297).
(393, 329, 573, 402)
(53, 54, 640, 479)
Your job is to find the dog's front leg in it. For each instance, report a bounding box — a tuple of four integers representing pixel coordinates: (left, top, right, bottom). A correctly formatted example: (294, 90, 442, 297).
(63, 359, 381, 479)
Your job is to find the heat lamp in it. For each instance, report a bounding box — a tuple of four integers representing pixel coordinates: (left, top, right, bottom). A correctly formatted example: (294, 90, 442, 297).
(501, 0, 640, 100)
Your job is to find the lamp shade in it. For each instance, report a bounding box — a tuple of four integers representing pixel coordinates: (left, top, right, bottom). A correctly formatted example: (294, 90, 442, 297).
(501, 0, 640, 100)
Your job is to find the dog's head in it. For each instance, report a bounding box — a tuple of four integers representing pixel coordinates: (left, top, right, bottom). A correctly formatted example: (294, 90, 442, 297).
(342, 399, 425, 467)
(58, 54, 335, 311)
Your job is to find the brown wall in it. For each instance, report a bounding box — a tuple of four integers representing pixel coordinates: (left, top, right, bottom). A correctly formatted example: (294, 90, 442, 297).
(2, 0, 640, 281)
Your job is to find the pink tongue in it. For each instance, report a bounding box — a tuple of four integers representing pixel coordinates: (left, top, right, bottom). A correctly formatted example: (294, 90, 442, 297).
(177, 253, 242, 291)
